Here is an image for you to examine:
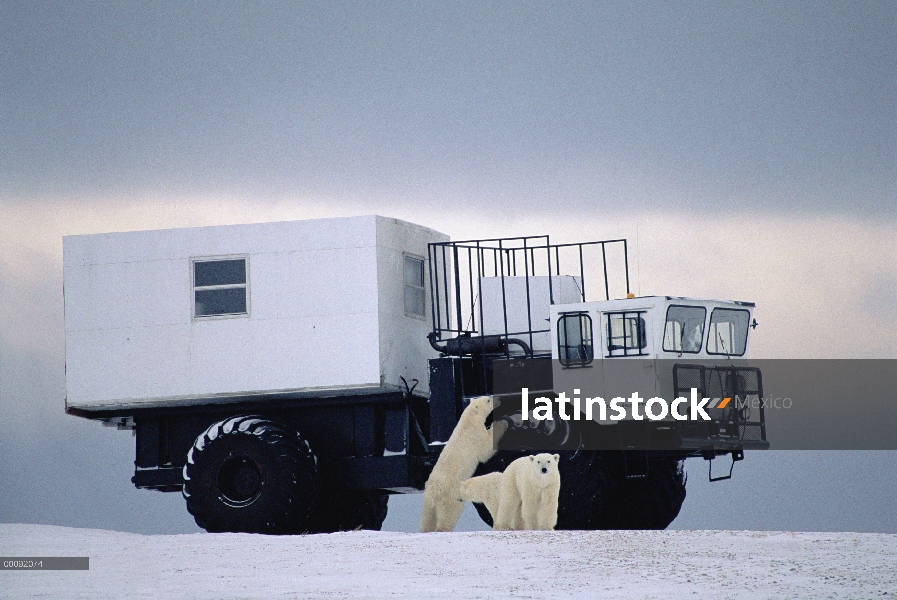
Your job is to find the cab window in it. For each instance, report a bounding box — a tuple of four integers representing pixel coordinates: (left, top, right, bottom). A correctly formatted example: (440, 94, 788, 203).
(606, 312, 647, 357)
(707, 308, 750, 356)
(663, 305, 706, 353)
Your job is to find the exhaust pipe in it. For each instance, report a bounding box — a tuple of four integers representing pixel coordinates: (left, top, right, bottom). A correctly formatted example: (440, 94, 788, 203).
(428, 332, 532, 357)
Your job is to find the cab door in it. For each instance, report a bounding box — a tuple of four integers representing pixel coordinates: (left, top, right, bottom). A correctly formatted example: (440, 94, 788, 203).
(551, 310, 602, 419)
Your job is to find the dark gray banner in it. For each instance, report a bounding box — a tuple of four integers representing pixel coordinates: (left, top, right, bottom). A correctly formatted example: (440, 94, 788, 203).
(490, 359, 897, 452)
(1, 557, 89, 570)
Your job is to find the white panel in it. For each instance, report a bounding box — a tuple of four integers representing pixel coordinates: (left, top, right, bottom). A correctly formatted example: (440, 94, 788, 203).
(480, 276, 583, 353)
(62, 259, 190, 331)
(375, 217, 449, 395)
(127, 324, 190, 399)
(66, 328, 133, 402)
(185, 317, 256, 396)
(63, 215, 442, 409)
(63, 216, 378, 267)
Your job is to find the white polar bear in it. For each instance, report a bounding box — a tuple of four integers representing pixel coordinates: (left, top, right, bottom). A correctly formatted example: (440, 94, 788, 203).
(458, 472, 504, 523)
(494, 453, 561, 531)
(420, 396, 507, 532)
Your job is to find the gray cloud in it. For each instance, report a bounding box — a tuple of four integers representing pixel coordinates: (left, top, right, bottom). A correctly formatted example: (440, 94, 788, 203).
(2, 2, 894, 216)
(865, 270, 897, 322)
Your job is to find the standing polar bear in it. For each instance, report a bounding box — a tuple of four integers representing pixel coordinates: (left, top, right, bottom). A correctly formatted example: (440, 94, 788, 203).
(420, 396, 507, 532)
(494, 453, 561, 531)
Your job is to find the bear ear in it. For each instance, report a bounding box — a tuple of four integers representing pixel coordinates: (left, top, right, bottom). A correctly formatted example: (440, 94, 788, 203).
(529, 456, 534, 461)
(553, 454, 560, 462)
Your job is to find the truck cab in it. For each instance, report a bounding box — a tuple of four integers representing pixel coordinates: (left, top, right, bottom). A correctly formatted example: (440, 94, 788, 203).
(546, 296, 767, 455)
(427, 234, 768, 528)
(552, 296, 756, 365)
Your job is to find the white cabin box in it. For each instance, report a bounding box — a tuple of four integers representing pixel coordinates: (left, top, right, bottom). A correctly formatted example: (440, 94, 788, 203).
(63, 216, 448, 411)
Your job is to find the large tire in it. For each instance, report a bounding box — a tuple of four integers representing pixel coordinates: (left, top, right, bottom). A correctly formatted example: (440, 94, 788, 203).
(592, 452, 687, 530)
(182, 415, 318, 534)
(310, 487, 389, 533)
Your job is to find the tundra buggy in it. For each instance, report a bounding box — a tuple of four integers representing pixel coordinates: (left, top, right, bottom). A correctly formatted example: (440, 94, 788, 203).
(63, 215, 767, 533)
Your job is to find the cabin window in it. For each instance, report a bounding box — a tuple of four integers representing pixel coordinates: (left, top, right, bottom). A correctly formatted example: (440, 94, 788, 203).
(404, 255, 426, 317)
(707, 308, 750, 356)
(557, 313, 593, 366)
(193, 257, 249, 318)
(606, 311, 648, 357)
(663, 305, 706, 353)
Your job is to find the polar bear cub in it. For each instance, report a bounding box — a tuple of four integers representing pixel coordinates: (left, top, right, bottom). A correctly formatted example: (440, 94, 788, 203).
(494, 453, 561, 531)
(420, 396, 507, 532)
(458, 472, 504, 523)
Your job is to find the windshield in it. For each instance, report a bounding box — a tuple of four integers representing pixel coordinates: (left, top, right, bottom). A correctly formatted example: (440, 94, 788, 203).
(663, 305, 706, 353)
(706, 308, 750, 356)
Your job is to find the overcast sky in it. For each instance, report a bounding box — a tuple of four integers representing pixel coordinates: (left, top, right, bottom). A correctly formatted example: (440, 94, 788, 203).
(1, 1, 895, 535)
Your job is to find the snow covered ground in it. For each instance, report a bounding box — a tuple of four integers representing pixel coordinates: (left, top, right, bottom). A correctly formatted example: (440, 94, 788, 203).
(1, 524, 895, 599)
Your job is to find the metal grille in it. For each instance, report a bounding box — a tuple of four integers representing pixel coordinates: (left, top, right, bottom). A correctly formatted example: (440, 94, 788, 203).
(673, 364, 766, 445)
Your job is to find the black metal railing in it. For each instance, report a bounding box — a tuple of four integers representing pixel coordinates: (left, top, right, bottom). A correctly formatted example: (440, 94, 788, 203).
(428, 235, 630, 357)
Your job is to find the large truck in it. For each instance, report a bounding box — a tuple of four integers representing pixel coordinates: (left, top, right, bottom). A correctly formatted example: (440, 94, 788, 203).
(63, 215, 767, 534)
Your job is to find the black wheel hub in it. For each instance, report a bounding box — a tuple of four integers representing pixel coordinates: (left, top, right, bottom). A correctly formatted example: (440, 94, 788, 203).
(184, 415, 319, 534)
(217, 455, 263, 506)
